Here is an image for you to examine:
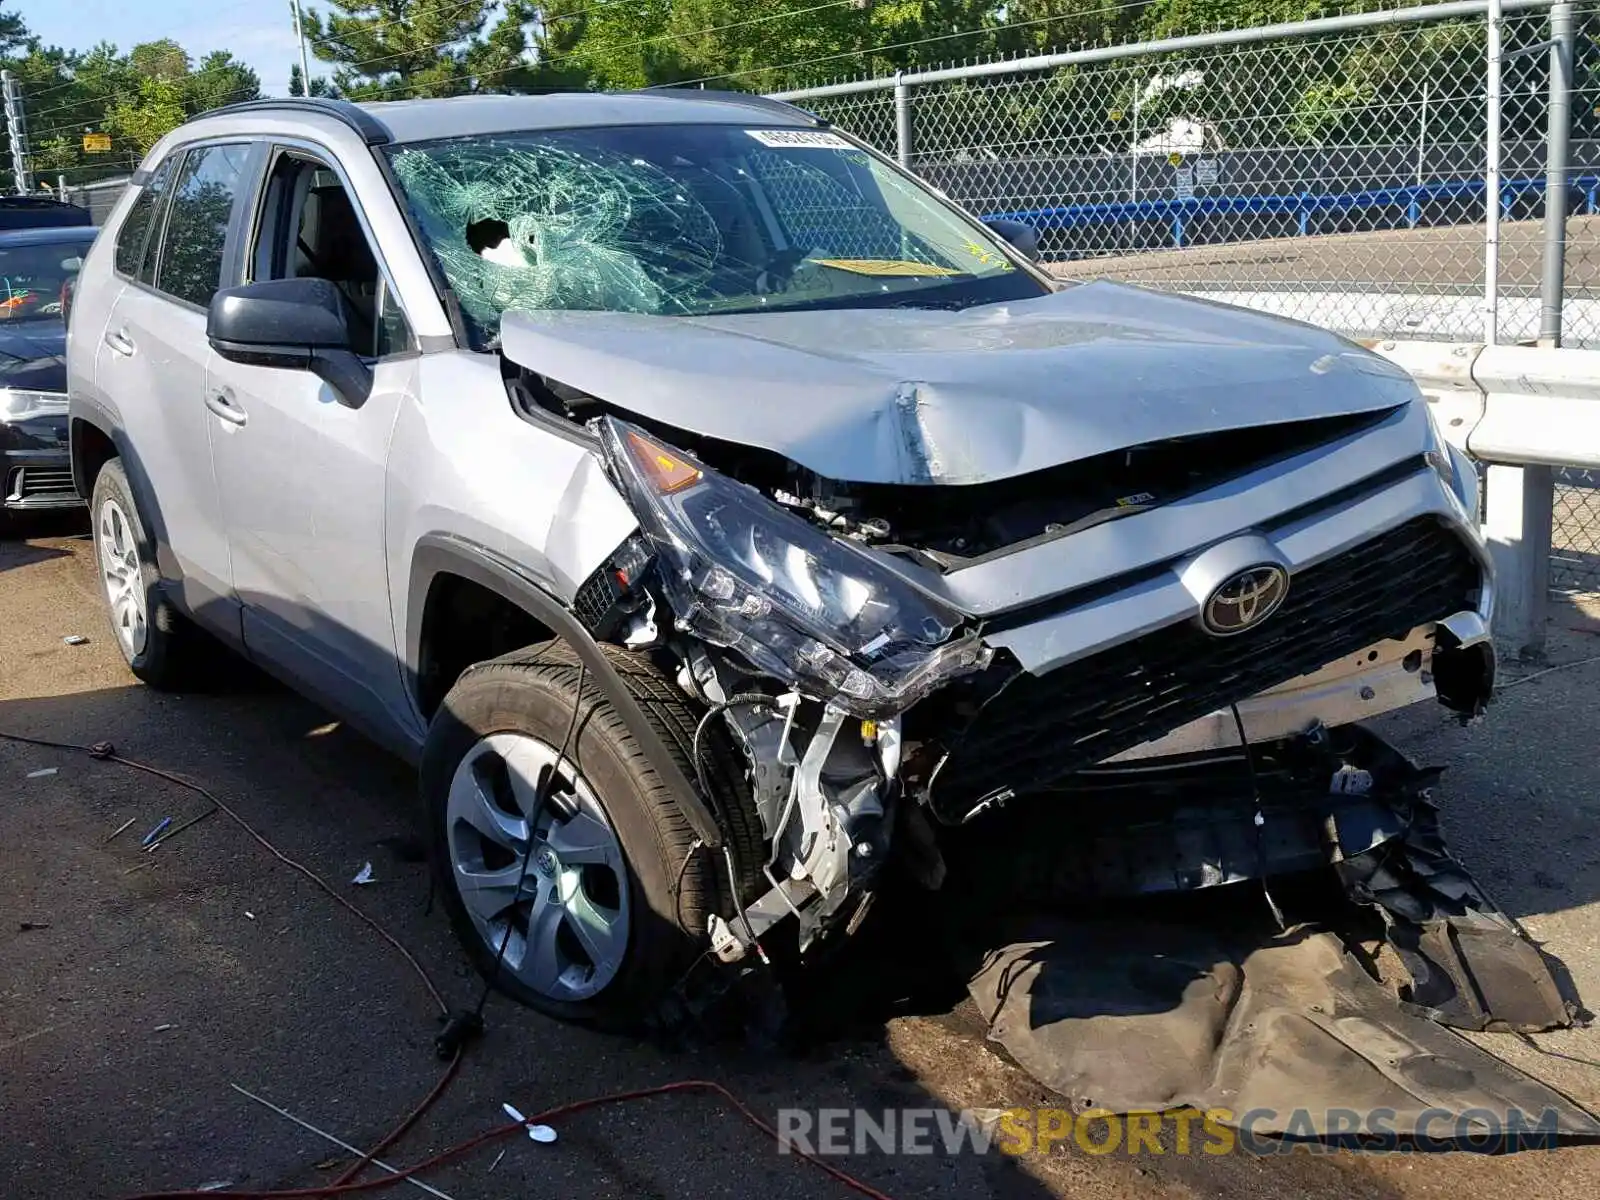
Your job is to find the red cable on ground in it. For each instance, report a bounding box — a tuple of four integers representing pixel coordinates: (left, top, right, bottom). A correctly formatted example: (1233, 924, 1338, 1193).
(332, 1052, 461, 1187)
(117, 1080, 900, 1200)
(2, 734, 902, 1200)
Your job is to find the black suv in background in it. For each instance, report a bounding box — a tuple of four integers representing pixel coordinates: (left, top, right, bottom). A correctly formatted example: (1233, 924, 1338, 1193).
(0, 224, 96, 530)
(0, 196, 93, 231)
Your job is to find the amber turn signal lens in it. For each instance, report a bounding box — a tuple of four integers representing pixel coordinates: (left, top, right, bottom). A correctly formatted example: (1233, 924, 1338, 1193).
(626, 429, 703, 494)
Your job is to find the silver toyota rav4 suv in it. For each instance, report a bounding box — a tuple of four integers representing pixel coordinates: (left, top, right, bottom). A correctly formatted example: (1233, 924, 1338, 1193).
(67, 94, 1494, 1024)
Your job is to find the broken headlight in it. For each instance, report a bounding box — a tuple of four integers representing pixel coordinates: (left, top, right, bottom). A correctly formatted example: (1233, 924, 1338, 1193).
(599, 417, 988, 717)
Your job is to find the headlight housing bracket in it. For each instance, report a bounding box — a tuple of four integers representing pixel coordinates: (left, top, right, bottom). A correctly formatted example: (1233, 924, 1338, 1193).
(597, 417, 989, 717)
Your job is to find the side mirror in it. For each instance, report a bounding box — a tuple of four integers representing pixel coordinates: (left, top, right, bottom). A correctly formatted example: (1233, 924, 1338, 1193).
(983, 218, 1041, 263)
(207, 277, 372, 408)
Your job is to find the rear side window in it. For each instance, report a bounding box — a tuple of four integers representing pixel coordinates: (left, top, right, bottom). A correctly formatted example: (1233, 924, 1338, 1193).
(113, 158, 175, 279)
(152, 143, 252, 308)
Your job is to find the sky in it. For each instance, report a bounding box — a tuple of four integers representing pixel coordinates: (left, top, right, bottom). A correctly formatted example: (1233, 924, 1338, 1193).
(17, 0, 308, 97)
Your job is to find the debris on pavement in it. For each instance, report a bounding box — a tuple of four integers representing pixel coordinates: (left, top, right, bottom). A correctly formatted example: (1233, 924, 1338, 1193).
(351, 862, 376, 885)
(502, 1102, 558, 1143)
(153, 1024, 174, 1033)
(144, 806, 218, 851)
(104, 816, 137, 843)
(25, 767, 57, 778)
(487, 1149, 507, 1173)
(245, 911, 256, 920)
(141, 817, 172, 848)
(61, 634, 89, 646)
(18, 921, 49, 931)
(195, 1181, 236, 1193)
(959, 726, 1595, 1142)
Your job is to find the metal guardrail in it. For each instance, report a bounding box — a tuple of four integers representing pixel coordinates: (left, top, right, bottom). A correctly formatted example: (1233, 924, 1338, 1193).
(1376, 338, 1600, 653)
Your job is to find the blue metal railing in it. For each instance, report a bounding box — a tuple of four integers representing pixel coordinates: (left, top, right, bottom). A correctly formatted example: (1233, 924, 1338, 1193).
(985, 173, 1600, 250)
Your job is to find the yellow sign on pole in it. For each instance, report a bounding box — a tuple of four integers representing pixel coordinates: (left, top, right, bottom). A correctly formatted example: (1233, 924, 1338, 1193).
(82, 132, 112, 153)
(1167, 152, 1183, 167)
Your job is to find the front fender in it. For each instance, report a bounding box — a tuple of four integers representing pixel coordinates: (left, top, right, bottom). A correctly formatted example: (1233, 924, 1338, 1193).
(406, 535, 724, 848)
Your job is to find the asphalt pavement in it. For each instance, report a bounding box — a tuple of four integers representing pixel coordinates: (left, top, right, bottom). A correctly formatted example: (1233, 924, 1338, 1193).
(3, 518, 1600, 1200)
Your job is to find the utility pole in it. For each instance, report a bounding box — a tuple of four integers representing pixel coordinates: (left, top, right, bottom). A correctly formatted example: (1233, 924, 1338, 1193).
(291, 0, 314, 96)
(1, 70, 32, 194)
(1483, 0, 1504, 344)
(1540, 1, 1575, 347)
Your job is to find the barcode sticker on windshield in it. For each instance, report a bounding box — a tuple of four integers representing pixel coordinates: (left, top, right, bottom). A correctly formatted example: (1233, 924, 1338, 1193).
(746, 129, 852, 149)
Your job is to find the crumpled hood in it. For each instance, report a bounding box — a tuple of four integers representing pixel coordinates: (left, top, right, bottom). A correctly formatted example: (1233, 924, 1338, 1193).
(500, 281, 1420, 485)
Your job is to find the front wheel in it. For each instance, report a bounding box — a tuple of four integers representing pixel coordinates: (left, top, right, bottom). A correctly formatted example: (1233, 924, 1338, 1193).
(89, 458, 203, 689)
(422, 640, 762, 1026)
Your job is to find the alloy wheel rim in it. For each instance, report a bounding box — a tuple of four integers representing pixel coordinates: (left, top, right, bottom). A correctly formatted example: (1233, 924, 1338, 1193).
(445, 732, 630, 1002)
(97, 498, 147, 659)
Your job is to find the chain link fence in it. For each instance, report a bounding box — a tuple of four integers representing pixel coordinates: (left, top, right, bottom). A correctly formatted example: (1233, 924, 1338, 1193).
(61, 175, 131, 225)
(1554, 468, 1600, 595)
(772, 0, 1600, 601)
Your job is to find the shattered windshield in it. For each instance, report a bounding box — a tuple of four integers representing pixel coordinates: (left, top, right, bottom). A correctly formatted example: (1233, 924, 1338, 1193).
(385, 124, 1045, 347)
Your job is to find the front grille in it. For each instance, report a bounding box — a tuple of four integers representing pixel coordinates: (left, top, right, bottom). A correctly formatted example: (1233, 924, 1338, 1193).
(928, 516, 1482, 821)
(7, 466, 76, 502)
(15, 467, 74, 497)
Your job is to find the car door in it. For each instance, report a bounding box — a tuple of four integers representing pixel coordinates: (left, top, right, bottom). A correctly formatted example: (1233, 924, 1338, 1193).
(205, 145, 421, 749)
(97, 143, 256, 635)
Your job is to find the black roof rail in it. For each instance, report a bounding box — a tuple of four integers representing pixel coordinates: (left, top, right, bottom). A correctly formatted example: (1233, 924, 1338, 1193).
(634, 88, 825, 126)
(203, 97, 391, 145)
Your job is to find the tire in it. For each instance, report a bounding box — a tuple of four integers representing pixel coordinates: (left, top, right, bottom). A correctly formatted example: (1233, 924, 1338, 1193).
(423, 639, 764, 1026)
(89, 458, 203, 689)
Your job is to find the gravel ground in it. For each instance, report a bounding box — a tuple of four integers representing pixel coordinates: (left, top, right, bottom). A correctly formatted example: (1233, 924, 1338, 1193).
(3, 519, 1599, 1200)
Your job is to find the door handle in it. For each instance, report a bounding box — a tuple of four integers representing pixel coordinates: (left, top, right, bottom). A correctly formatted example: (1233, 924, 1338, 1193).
(103, 328, 136, 357)
(204, 390, 248, 427)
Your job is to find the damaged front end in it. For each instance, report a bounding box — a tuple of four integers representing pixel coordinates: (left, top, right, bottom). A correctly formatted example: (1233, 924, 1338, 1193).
(560, 386, 1496, 968)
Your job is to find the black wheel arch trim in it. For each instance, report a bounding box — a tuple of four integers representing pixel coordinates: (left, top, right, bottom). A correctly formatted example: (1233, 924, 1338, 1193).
(69, 398, 182, 583)
(408, 534, 724, 849)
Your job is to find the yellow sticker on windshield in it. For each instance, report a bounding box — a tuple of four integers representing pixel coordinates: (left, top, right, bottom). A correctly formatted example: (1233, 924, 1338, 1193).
(963, 239, 1003, 267)
(808, 258, 963, 277)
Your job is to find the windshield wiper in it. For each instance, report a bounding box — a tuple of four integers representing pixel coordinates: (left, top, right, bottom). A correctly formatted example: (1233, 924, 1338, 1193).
(885, 298, 977, 311)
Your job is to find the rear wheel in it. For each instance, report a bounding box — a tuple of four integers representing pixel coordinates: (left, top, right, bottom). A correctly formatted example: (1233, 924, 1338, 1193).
(90, 458, 203, 689)
(423, 640, 762, 1026)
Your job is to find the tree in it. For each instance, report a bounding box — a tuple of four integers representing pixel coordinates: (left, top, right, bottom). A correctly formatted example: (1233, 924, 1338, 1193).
(304, 0, 536, 100)
(0, 0, 31, 58)
(186, 50, 261, 112)
(289, 63, 335, 97)
(0, 30, 262, 192)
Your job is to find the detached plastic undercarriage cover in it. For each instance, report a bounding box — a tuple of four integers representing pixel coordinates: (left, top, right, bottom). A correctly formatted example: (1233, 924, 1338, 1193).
(961, 729, 1594, 1141)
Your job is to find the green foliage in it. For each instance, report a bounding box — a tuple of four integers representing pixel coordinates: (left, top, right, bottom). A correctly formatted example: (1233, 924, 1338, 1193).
(289, 63, 336, 97)
(0, 0, 1578, 199)
(304, 0, 536, 100)
(0, 9, 261, 192)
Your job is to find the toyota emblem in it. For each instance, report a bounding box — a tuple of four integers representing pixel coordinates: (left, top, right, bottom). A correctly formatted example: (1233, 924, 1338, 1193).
(1202, 565, 1289, 635)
